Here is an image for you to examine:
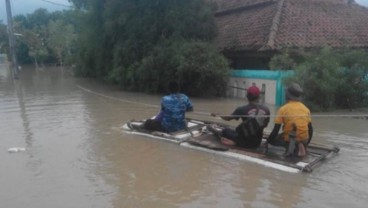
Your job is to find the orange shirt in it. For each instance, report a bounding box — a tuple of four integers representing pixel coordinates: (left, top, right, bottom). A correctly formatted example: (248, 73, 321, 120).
(274, 101, 312, 142)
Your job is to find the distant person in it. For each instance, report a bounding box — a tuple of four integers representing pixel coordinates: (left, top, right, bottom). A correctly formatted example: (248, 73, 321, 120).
(266, 83, 313, 157)
(209, 85, 270, 149)
(144, 81, 193, 132)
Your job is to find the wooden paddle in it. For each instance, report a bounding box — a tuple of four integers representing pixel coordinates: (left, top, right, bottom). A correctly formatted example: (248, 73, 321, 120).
(181, 120, 229, 151)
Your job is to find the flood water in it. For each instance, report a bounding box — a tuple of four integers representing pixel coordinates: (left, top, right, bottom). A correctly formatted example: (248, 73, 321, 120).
(1, 64, 368, 208)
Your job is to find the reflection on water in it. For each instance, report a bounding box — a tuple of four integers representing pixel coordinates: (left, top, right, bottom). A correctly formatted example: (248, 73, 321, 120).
(1, 65, 367, 208)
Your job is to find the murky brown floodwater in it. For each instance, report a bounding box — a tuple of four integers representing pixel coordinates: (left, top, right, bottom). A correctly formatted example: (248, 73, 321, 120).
(1, 64, 367, 208)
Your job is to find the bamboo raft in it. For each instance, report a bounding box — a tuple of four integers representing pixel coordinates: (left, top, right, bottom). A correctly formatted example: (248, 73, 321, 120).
(122, 118, 339, 173)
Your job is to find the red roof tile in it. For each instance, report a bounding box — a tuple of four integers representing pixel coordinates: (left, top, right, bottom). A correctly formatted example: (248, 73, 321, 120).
(210, 0, 368, 51)
(209, 0, 275, 14)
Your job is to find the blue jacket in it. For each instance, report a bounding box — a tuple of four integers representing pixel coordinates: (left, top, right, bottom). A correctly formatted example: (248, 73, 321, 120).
(161, 93, 193, 132)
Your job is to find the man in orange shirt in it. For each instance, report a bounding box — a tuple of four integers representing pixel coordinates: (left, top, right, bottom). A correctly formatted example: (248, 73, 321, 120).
(266, 83, 313, 157)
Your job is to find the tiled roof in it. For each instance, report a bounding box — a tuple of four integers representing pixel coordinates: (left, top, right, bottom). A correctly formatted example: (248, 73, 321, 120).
(210, 0, 368, 51)
(209, 0, 275, 14)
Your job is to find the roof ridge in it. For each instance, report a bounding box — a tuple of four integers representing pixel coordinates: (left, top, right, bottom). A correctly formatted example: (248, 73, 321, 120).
(215, 1, 275, 16)
(265, 0, 285, 49)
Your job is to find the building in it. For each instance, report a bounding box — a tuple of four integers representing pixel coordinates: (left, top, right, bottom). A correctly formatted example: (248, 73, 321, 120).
(227, 69, 293, 106)
(210, 0, 368, 69)
(209, 0, 368, 105)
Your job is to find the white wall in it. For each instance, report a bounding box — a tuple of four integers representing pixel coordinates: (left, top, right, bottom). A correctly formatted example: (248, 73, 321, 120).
(227, 77, 277, 105)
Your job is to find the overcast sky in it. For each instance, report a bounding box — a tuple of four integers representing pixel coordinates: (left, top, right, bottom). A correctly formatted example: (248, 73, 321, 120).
(0, 0, 71, 23)
(1, 0, 368, 23)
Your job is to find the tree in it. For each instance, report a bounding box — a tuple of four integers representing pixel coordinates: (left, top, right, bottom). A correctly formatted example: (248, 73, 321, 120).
(22, 27, 48, 68)
(283, 47, 368, 110)
(269, 49, 296, 70)
(27, 9, 50, 28)
(335, 49, 368, 109)
(47, 19, 76, 66)
(11, 9, 78, 66)
(71, 0, 229, 96)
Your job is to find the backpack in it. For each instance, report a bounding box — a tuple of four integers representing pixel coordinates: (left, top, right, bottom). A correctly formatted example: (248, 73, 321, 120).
(235, 105, 263, 139)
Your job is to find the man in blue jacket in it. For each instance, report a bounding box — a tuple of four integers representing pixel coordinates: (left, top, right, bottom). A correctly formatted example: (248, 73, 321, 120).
(144, 81, 193, 132)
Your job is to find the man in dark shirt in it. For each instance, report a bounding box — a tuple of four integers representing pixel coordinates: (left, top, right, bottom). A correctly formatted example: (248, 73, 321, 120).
(210, 86, 270, 148)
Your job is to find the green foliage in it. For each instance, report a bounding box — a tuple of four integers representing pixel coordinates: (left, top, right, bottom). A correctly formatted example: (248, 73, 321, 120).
(269, 49, 296, 70)
(17, 26, 48, 66)
(73, 0, 108, 77)
(0, 23, 8, 53)
(112, 39, 229, 96)
(72, 0, 229, 96)
(47, 19, 76, 66)
(334, 50, 368, 109)
(12, 9, 78, 66)
(285, 47, 368, 110)
(27, 9, 50, 28)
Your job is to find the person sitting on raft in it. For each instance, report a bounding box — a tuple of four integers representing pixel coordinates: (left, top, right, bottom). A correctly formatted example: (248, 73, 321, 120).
(209, 85, 270, 149)
(266, 83, 313, 157)
(143, 81, 193, 132)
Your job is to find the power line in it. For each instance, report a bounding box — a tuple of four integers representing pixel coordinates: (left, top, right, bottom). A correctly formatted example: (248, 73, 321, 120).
(209, 114, 368, 119)
(76, 85, 160, 108)
(40, 0, 72, 8)
(77, 85, 368, 120)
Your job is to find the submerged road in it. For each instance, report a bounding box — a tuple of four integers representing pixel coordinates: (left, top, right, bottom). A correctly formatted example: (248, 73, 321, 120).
(1, 64, 367, 208)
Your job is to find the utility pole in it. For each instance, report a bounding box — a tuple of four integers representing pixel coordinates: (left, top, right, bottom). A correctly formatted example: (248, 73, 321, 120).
(5, 0, 19, 79)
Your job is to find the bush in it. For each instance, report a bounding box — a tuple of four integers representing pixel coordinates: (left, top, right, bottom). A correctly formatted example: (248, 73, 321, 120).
(269, 49, 296, 70)
(72, 0, 230, 97)
(108, 38, 229, 97)
(283, 47, 368, 111)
